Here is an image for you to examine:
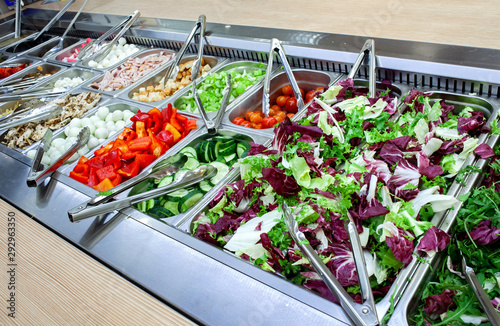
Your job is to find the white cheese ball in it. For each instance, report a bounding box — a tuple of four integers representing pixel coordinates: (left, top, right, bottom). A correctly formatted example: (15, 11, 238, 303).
(94, 127, 109, 139)
(77, 145, 89, 156)
(90, 115, 101, 124)
(68, 152, 79, 163)
(87, 137, 100, 149)
(88, 60, 98, 68)
(97, 106, 110, 120)
(118, 38, 126, 46)
(93, 120, 107, 130)
(85, 124, 96, 135)
(69, 118, 82, 128)
(52, 138, 66, 147)
(111, 110, 124, 122)
(105, 121, 116, 133)
(105, 113, 114, 123)
(98, 138, 106, 143)
(68, 127, 81, 138)
(64, 126, 72, 137)
(115, 120, 126, 130)
(41, 155, 51, 166)
(80, 117, 93, 127)
(26, 150, 36, 159)
(50, 150, 62, 161)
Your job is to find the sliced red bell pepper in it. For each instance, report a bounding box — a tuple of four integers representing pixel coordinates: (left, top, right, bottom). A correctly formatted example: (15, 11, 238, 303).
(94, 142, 114, 157)
(135, 121, 147, 138)
(170, 107, 177, 120)
(176, 114, 188, 124)
(170, 116, 183, 132)
(150, 114, 162, 134)
(73, 163, 90, 175)
(96, 165, 117, 182)
(118, 127, 137, 142)
(110, 174, 122, 187)
(185, 119, 197, 132)
(147, 130, 166, 158)
(135, 153, 156, 170)
(104, 149, 122, 170)
(86, 155, 106, 170)
(111, 139, 129, 155)
(148, 108, 162, 119)
(93, 178, 114, 192)
(129, 137, 152, 152)
(70, 171, 89, 184)
(157, 130, 175, 147)
(121, 150, 141, 160)
(88, 168, 99, 187)
(161, 103, 173, 122)
(77, 156, 89, 165)
(117, 160, 140, 178)
(164, 123, 181, 142)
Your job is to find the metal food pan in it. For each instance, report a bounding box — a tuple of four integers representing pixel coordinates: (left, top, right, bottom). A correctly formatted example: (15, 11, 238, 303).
(119, 55, 223, 106)
(0, 62, 65, 89)
(0, 57, 37, 81)
(387, 95, 500, 326)
(127, 125, 273, 226)
(22, 36, 81, 59)
(77, 44, 146, 72)
(3, 34, 55, 54)
(33, 67, 101, 93)
(0, 31, 37, 51)
(352, 78, 408, 98)
(171, 60, 269, 117)
(81, 48, 176, 96)
(224, 69, 334, 137)
(22, 100, 143, 164)
(47, 39, 91, 66)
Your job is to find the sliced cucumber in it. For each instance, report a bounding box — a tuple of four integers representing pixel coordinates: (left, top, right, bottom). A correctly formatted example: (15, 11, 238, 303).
(158, 175, 174, 188)
(174, 169, 191, 182)
(200, 180, 212, 192)
(212, 136, 231, 142)
(237, 142, 250, 158)
(179, 190, 205, 213)
(148, 206, 176, 218)
(179, 146, 198, 159)
(163, 200, 180, 216)
(209, 162, 230, 185)
(220, 144, 236, 156)
(167, 189, 189, 198)
(224, 153, 236, 162)
(184, 157, 200, 170)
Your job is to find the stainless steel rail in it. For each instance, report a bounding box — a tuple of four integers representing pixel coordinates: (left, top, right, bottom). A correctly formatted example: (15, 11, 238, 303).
(1, 8, 500, 326)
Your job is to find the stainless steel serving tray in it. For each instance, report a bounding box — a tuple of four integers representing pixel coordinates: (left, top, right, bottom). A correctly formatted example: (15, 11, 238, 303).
(33, 67, 102, 93)
(76, 43, 146, 72)
(46, 39, 92, 67)
(21, 36, 82, 59)
(171, 60, 270, 117)
(118, 55, 224, 107)
(224, 69, 340, 137)
(81, 48, 176, 97)
(388, 94, 500, 326)
(0, 62, 65, 89)
(3, 34, 55, 54)
(0, 57, 37, 82)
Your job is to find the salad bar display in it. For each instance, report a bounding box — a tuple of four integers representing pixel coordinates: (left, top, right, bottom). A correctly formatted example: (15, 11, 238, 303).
(1, 8, 500, 326)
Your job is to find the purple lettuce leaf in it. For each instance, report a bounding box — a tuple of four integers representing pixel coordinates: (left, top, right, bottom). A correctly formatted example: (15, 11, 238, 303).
(212, 211, 241, 233)
(404, 89, 429, 113)
(386, 227, 415, 266)
(388, 159, 421, 192)
(469, 220, 500, 245)
(303, 279, 339, 304)
(261, 167, 300, 197)
(423, 289, 456, 315)
(439, 100, 455, 117)
(437, 137, 467, 155)
(457, 111, 485, 135)
(248, 142, 277, 156)
(473, 143, 495, 159)
(297, 134, 317, 143)
(417, 226, 451, 255)
(492, 298, 500, 313)
(285, 122, 325, 140)
(260, 233, 285, 270)
(324, 243, 359, 287)
(272, 117, 292, 154)
(389, 136, 413, 150)
(297, 149, 322, 177)
(417, 152, 443, 179)
(194, 223, 219, 245)
(364, 155, 392, 183)
(380, 142, 403, 166)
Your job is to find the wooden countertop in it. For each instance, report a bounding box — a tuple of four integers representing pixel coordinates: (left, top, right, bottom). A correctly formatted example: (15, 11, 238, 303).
(5, 0, 500, 50)
(0, 199, 194, 325)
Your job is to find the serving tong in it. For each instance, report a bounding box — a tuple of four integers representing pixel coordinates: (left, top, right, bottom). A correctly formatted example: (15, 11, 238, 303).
(458, 242, 500, 324)
(262, 38, 304, 117)
(159, 14, 206, 87)
(0, 87, 67, 102)
(68, 162, 217, 223)
(282, 203, 379, 326)
(0, 101, 62, 131)
(348, 39, 376, 99)
(76, 10, 141, 62)
(12, 0, 76, 52)
(192, 73, 230, 134)
(42, 0, 90, 59)
(0, 74, 50, 93)
(27, 126, 90, 187)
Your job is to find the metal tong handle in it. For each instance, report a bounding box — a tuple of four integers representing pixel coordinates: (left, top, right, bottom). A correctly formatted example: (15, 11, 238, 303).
(60, 0, 89, 41)
(262, 38, 304, 117)
(462, 258, 500, 324)
(0, 90, 66, 103)
(192, 73, 230, 134)
(32, 0, 76, 42)
(91, 10, 140, 62)
(27, 127, 90, 187)
(0, 103, 61, 130)
(162, 14, 206, 83)
(68, 164, 217, 223)
(77, 10, 139, 60)
(282, 203, 379, 326)
(15, 0, 21, 39)
(347, 39, 376, 98)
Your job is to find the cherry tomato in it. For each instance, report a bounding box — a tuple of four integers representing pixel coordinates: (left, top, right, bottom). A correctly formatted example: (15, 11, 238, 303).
(257, 111, 265, 118)
(285, 97, 298, 113)
(282, 85, 293, 96)
(287, 113, 294, 119)
(232, 117, 245, 125)
(276, 96, 287, 107)
(241, 121, 252, 128)
(253, 123, 262, 129)
(245, 110, 254, 121)
(249, 112, 263, 124)
(275, 111, 286, 123)
(262, 116, 278, 129)
(305, 90, 316, 103)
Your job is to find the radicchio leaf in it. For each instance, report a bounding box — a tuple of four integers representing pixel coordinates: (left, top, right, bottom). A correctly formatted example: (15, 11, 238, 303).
(469, 220, 500, 245)
(380, 142, 403, 166)
(389, 159, 421, 192)
(272, 117, 292, 154)
(303, 279, 339, 304)
(417, 226, 451, 256)
(457, 111, 485, 135)
(248, 142, 277, 156)
(417, 152, 443, 179)
(325, 243, 359, 287)
(260, 233, 285, 270)
(492, 298, 500, 313)
(473, 143, 495, 159)
(423, 289, 456, 315)
(194, 223, 219, 245)
(385, 227, 415, 266)
(261, 167, 300, 197)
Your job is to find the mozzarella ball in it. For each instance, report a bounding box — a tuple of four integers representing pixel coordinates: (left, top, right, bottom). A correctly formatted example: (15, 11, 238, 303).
(64, 126, 72, 137)
(115, 120, 126, 130)
(118, 38, 126, 46)
(87, 137, 100, 149)
(80, 117, 93, 127)
(67, 152, 79, 163)
(85, 124, 96, 135)
(97, 106, 110, 120)
(52, 138, 65, 147)
(111, 110, 124, 122)
(90, 115, 101, 124)
(93, 120, 107, 130)
(77, 145, 89, 156)
(41, 155, 51, 166)
(69, 118, 81, 128)
(94, 127, 109, 139)
(68, 127, 81, 138)
(50, 150, 62, 161)
(26, 150, 36, 159)
(105, 113, 114, 122)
